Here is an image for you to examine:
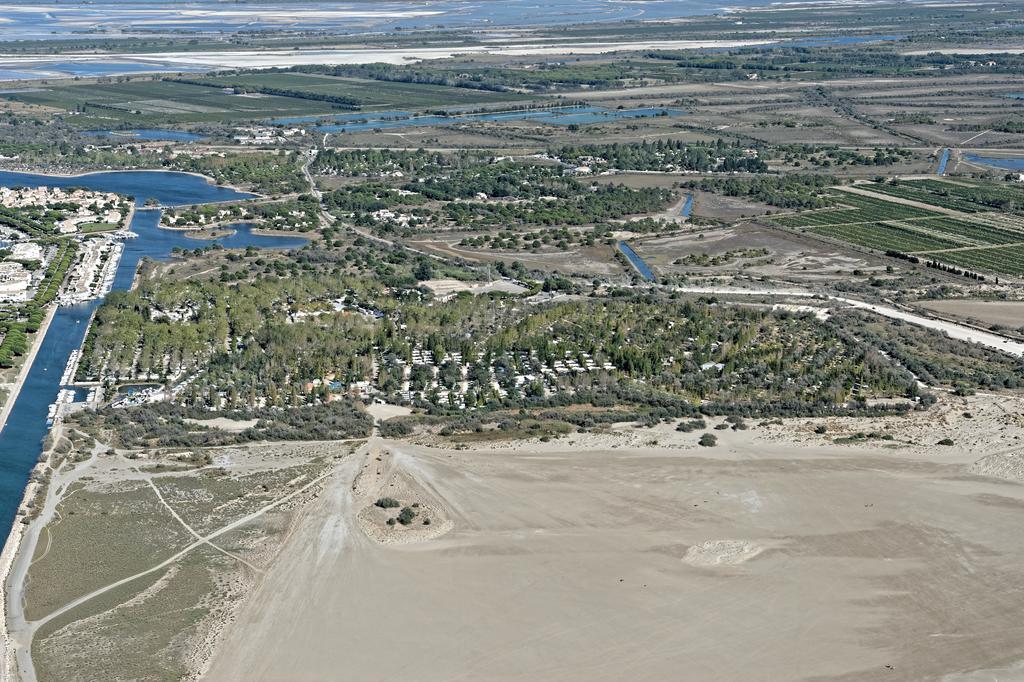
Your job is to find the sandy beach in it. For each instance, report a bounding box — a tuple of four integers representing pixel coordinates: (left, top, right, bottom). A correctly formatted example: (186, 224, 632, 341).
(203, 393, 1024, 681)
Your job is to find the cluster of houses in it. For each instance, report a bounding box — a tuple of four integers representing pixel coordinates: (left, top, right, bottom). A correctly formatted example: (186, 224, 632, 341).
(0, 242, 50, 301)
(232, 126, 305, 145)
(339, 344, 619, 408)
(0, 261, 34, 300)
(0, 186, 126, 234)
(59, 237, 123, 305)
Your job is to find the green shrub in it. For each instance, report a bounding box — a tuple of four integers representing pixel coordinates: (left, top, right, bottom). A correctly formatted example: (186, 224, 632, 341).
(676, 418, 706, 433)
(375, 497, 400, 509)
(699, 433, 717, 447)
(397, 506, 417, 525)
(379, 419, 413, 437)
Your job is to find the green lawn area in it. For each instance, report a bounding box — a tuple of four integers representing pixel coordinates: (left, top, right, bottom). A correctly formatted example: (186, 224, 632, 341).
(80, 222, 119, 233)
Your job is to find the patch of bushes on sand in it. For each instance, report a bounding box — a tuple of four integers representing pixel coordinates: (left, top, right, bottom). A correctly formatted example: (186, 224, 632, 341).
(397, 506, 418, 525)
(676, 418, 706, 432)
(833, 431, 895, 445)
(70, 401, 373, 448)
(378, 419, 414, 438)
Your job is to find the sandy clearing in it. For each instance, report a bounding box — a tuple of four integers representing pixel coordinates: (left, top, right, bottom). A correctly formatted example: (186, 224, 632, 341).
(421, 278, 527, 297)
(183, 417, 259, 433)
(207, 401, 1024, 681)
(366, 403, 413, 423)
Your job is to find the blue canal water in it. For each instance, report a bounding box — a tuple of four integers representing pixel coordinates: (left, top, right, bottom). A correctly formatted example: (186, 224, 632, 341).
(936, 148, 951, 175)
(617, 241, 654, 281)
(963, 154, 1024, 172)
(83, 129, 208, 143)
(680, 194, 694, 218)
(0, 170, 307, 542)
(270, 105, 684, 134)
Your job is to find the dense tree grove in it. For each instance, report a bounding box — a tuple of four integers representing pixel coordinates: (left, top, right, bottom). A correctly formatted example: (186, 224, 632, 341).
(76, 243, 949, 423)
(553, 139, 768, 173)
(313, 148, 476, 177)
(689, 174, 838, 208)
(322, 159, 675, 232)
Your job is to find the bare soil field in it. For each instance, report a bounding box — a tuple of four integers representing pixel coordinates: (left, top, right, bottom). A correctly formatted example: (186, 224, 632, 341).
(408, 236, 624, 277)
(633, 222, 887, 282)
(917, 299, 1024, 330)
(205, 393, 1024, 682)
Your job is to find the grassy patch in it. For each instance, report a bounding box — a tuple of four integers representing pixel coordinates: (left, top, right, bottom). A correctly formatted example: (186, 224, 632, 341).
(33, 548, 229, 682)
(80, 222, 119, 233)
(24, 480, 192, 622)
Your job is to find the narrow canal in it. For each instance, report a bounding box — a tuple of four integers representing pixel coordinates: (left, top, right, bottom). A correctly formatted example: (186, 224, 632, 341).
(617, 241, 655, 281)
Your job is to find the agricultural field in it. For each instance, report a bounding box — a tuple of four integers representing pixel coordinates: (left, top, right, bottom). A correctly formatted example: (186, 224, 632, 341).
(770, 181, 1024, 277)
(917, 245, 1024, 277)
(179, 72, 526, 110)
(3, 79, 332, 127)
(866, 179, 1024, 215)
(0, 76, 525, 127)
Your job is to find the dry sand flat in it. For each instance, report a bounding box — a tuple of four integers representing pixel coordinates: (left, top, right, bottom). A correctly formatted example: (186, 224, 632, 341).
(207, 397, 1024, 681)
(917, 300, 1024, 329)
